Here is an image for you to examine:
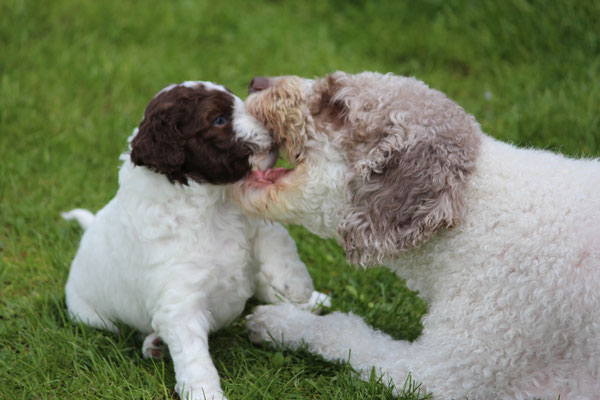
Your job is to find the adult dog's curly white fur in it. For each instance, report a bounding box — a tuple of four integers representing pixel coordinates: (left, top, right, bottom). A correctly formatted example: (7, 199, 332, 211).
(62, 81, 327, 400)
(234, 72, 600, 399)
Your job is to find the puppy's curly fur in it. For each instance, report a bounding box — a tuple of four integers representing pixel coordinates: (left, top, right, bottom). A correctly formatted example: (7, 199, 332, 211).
(237, 72, 600, 399)
(63, 81, 324, 400)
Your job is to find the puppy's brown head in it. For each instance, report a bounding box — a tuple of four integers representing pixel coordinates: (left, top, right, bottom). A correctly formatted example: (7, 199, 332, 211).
(130, 82, 253, 185)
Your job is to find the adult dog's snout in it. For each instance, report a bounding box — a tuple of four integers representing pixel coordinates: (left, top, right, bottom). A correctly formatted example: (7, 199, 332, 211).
(248, 76, 270, 95)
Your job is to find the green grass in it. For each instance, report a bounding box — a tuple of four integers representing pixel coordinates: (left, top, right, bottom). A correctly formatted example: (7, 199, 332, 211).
(1, 0, 598, 398)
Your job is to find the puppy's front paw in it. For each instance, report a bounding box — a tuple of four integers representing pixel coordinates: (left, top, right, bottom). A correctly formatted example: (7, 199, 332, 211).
(271, 273, 314, 304)
(177, 384, 226, 400)
(246, 304, 315, 348)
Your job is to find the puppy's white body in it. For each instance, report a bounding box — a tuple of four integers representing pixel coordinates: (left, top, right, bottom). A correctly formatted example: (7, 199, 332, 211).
(68, 160, 258, 333)
(66, 157, 316, 399)
(64, 82, 321, 400)
(238, 72, 600, 399)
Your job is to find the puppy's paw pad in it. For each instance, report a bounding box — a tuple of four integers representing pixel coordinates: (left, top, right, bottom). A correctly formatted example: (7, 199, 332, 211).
(142, 333, 168, 359)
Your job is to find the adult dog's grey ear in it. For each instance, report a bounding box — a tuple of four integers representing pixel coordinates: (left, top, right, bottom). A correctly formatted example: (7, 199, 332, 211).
(338, 104, 481, 267)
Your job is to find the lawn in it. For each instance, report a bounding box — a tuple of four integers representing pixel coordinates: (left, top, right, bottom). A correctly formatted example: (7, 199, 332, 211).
(1, 0, 598, 398)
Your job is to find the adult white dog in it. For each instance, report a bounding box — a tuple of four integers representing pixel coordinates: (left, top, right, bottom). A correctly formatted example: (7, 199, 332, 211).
(63, 81, 327, 400)
(234, 72, 600, 399)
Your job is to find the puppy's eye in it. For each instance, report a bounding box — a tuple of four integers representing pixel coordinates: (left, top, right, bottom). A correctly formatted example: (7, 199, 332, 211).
(212, 116, 229, 126)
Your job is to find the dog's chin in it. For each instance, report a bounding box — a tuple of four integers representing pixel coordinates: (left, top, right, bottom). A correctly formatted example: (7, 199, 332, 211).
(245, 145, 303, 190)
(246, 167, 294, 189)
(233, 146, 307, 218)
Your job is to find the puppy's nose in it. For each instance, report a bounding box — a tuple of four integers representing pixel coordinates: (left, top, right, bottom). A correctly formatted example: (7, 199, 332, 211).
(248, 76, 270, 95)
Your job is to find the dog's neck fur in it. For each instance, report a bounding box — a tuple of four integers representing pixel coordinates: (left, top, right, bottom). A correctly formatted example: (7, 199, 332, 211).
(388, 134, 600, 303)
(118, 155, 232, 213)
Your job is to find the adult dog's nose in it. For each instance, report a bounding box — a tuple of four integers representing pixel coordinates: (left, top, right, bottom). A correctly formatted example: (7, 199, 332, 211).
(248, 76, 270, 95)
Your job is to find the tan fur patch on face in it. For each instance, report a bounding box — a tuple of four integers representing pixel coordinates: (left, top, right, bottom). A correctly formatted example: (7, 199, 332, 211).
(246, 77, 310, 163)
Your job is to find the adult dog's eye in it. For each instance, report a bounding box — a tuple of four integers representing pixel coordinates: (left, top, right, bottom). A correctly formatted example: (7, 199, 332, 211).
(212, 116, 229, 126)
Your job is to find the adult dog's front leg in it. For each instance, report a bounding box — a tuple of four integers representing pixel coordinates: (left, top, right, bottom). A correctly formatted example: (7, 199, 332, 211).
(247, 304, 401, 376)
(247, 304, 445, 397)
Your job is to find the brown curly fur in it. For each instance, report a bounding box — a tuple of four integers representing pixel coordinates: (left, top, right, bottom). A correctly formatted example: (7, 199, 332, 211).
(131, 84, 252, 185)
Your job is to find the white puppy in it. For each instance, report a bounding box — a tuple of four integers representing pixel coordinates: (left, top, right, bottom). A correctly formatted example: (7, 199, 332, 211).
(236, 72, 600, 400)
(63, 81, 328, 400)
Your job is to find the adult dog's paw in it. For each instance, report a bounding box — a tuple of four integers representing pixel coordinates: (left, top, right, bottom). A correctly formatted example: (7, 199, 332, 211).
(246, 305, 285, 345)
(246, 304, 315, 347)
(296, 291, 332, 314)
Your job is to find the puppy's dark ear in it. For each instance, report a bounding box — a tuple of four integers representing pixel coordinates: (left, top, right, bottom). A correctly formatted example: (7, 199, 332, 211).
(338, 102, 481, 267)
(130, 93, 187, 184)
